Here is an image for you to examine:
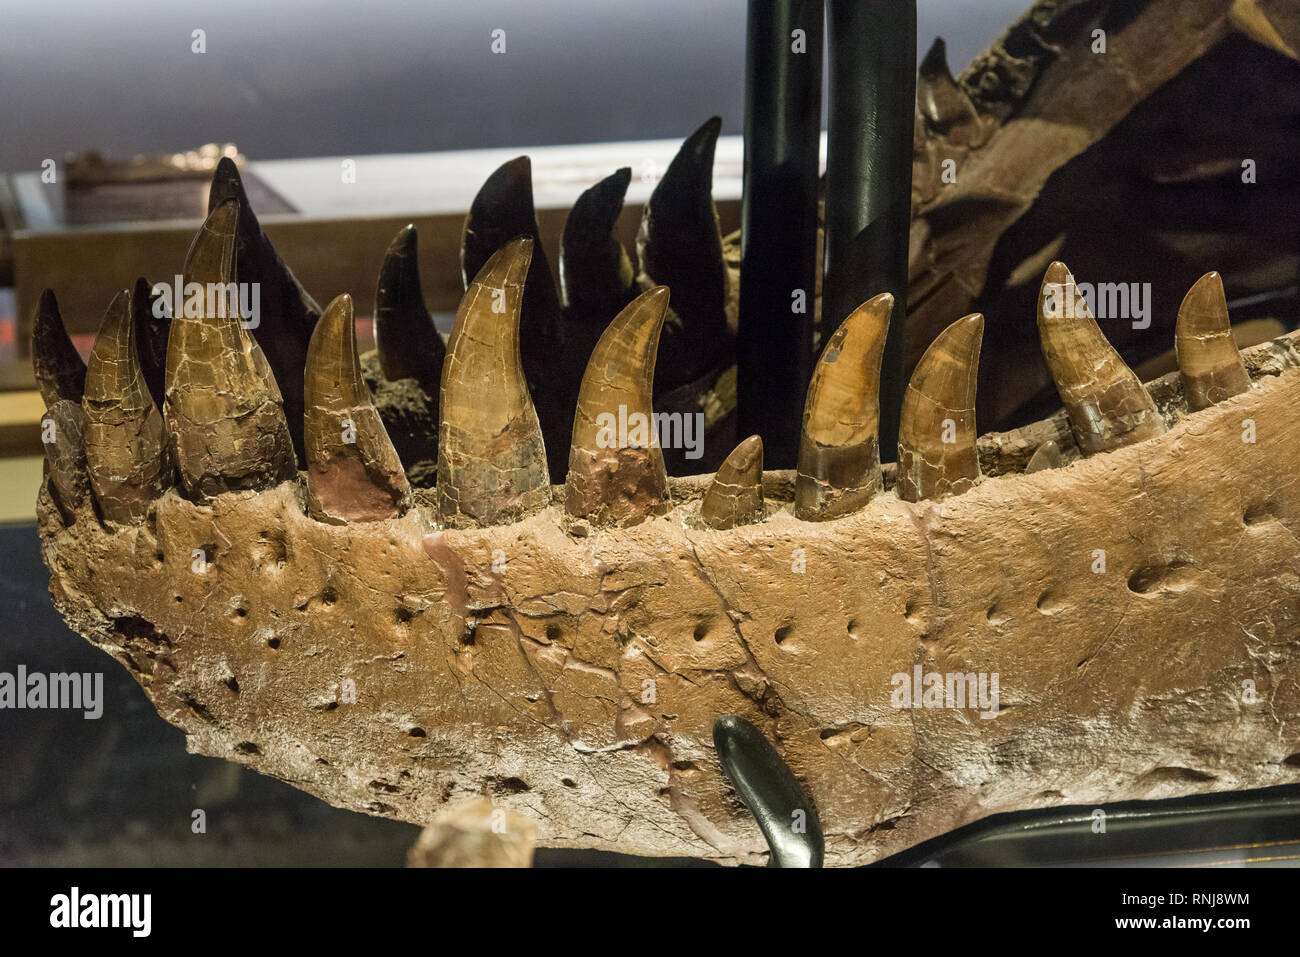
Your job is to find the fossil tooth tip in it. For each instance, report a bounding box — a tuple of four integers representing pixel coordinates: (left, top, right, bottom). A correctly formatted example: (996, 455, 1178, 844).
(374, 223, 444, 387)
(560, 167, 635, 316)
(917, 36, 983, 145)
(1176, 270, 1250, 412)
(1025, 439, 1065, 474)
(700, 434, 765, 529)
(32, 288, 87, 407)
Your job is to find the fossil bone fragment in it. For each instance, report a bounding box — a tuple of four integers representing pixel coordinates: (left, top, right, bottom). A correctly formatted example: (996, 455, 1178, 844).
(1175, 271, 1252, 411)
(374, 224, 445, 392)
(700, 435, 765, 530)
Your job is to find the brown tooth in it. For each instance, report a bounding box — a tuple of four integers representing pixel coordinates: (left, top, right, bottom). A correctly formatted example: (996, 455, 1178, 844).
(1176, 271, 1251, 412)
(41, 400, 90, 521)
(1025, 439, 1065, 474)
(305, 294, 411, 523)
(897, 313, 983, 502)
(83, 289, 170, 524)
(438, 237, 549, 528)
(565, 286, 671, 527)
(374, 224, 445, 389)
(917, 37, 983, 146)
(31, 289, 86, 406)
(164, 199, 296, 500)
(1037, 261, 1166, 455)
(700, 435, 764, 529)
(131, 276, 170, 411)
(794, 293, 892, 521)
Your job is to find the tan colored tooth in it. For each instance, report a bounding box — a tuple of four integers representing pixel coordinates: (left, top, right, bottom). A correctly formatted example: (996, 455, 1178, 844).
(41, 400, 90, 521)
(438, 237, 549, 528)
(700, 435, 764, 529)
(1037, 262, 1165, 455)
(565, 286, 670, 527)
(31, 289, 86, 406)
(794, 293, 892, 521)
(917, 37, 983, 146)
(83, 289, 170, 524)
(1025, 439, 1065, 474)
(897, 314, 983, 502)
(164, 200, 296, 500)
(305, 294, 411, 524)
(1176, 271, 1251, 412)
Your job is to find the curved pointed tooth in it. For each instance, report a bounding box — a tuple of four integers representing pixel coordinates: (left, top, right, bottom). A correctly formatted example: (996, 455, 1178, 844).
(794, 293, 892, 521)
(564, 286, 670, 527)
(1176, 271, 1251, 412)
(897, 313, 983, 502)
(31, 289, 86, 407)
(131, 276, 170, 411)
(41, 400, 91, 520)
(305, 294, 411, 523)
(438, 237, 549, 528)
(700, 435, 765, 529)
(560, 167, 636, 318)
(374, 224, 445, 388)
(1037, 262, 1165, 455)
(1025, 439, 1065, 474)
(917, 37, 983, 146)
(83, 289, 170, 524)
(164, 199, 296, 500)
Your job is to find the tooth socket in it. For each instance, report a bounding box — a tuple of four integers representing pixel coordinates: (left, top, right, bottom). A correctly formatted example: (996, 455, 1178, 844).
(1176, 272, 1251, 412)
(41, 400, 91, 519)
(700, 435, 764, 529)
(794, 440, 882, 521)
(31, 290, 87, 407)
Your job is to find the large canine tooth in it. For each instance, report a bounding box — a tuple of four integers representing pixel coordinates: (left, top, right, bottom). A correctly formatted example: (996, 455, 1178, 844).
(565, 286, 671, 527)
(438, 238, 550, 528)
(560, 167, 636, 319)
(794, 293, 892, 521)
(700, 434, 764, 529)
(1176, 271, 1251, 412)
(165, 200, 296, 500)
(1037, 262, 1166, 455)
(41, 399, 90, 520)
(917, 37, 983, 146)
(374, 224, 444, 389)
(897, 313, 983, 502)
(31, 289, 86, 406)
(305, 294, 411, 523)
(131, 276, 170, 411)
(208, 157, 320, 464)
(83, 289, 170, 524)
(636, 117, 729, 385)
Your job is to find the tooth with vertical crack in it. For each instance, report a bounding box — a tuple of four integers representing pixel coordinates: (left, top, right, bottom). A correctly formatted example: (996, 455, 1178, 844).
(794, 293, 892, 521)
(305, 293, 411, 524)
(40, 399, 90, 521)
(374, 224, 445, 389)
(1176, 271, 1251, 412)
(438, 238, 550, 528)
(917, 37, 984, 147)
(561, 167, 636, 320)
(700, 435, 765, 529)
(83, 289, 170, 524)
(1025, 439, 1065, 474)
(131, 276, 170, 412)
(565, 286, 671, 527)
(31, 289, 86, 407)
(1037, 262, 1166, 455)
(165, 200, 296, 500)
(897, 313, 983, 502)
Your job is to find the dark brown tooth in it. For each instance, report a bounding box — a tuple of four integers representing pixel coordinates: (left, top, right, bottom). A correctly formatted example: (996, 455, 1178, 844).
(794, 293, 892, 521)
(897, 313, 983, 502)
(164, 199, 296, 500)
(1025, 439, 1065, 473)
(917, 37, 983, 146)
(1037, 261, 1166, 455)
(438, 238, 550, 528)
(31, 289, 86, 406)
(41, 400, 90, 521)
(83, 289, 170, 524)
(305, 294, 411, 523)
(565, 286, 671, 527)
(700, 435, 764, 529)
(131, 276, 170, 411)
(374, 224, 445, 389)
(561, 167, 636, 320)
(1176, 271, 1251, 411)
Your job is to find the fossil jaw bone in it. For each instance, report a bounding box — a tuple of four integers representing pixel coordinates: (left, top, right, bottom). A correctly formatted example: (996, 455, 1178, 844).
(1175, 271, 1251, 411)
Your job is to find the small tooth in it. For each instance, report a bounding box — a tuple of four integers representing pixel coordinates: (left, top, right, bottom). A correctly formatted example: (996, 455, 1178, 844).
(438, 238, 550, 528)
(560, 167, 636, 319)
(165, 200, 296, 500)
(897, 313, 983, 502)
(917, 37, 983, 146)
(794, 293, 892, 521)
(1025, 439, 1064, 473)
(700, 435, 764, 529)
(565, 286, 670, 527)
(41, 400, 91, 520)
(131, 276, 170, 411)
(83, 289, 170, 524)
(31, 289, 86, 406)
(1176, 271, 1251, 411)
(1037, 262, 1165, 455)
(305, 294, 411, 523)
(374, 224, 445, 388)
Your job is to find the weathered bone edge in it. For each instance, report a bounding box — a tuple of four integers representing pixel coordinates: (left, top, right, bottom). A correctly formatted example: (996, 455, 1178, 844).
(37, 330, 1300, 866)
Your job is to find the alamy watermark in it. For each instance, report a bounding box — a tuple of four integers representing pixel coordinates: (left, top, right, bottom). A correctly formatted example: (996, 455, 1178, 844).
(595, 404, 704, 460)
(891, 665, 1000, 720)
(0, 665, 103, 719)
(151, 277, 261, 329)
(1042, 279, 1151, 330)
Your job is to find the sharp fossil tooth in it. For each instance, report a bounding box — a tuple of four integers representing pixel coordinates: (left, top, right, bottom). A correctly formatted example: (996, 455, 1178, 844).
(1176, 271, 1251, 412)
(897, 314, 983, 502)
(917, 37, 983, 146)
(83, 289, 170, 524)
(560, 167, 636, 319)
(565, 286, 670, 527)
(794, 293, 892, 521)
(438, 237, 550, 528)
(1025, 439, 1064, 474)
(31, 289, 86, 406)
(305, 293, 411, 523)
(131, 276, 170, 411)
(374, 224, 445, 389)
(700, 435, 764, 529)
(165, 199, 296, 500)
(1037, 262, 1166, 455)
(41, 400, 90, 521)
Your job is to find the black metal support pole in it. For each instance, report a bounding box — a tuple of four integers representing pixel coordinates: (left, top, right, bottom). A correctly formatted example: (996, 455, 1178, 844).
(738, 0, 824, 470)
(823, 0, 916, 460)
